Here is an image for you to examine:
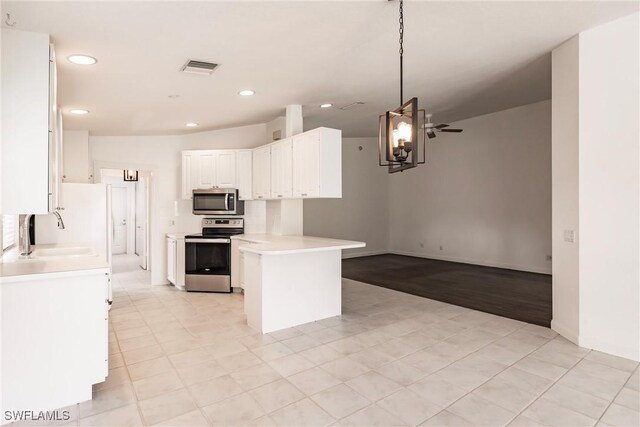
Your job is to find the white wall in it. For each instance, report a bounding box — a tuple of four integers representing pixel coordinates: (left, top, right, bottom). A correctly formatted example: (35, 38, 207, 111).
(388, 101, 552, 273)
(551, 36, 580, 342)
(578, 13, 639, 361)
(63, 130, 90, 183)
(89, 123, 267, 285)
(551, 13, 639, 361)
(303, 137, 390, 257)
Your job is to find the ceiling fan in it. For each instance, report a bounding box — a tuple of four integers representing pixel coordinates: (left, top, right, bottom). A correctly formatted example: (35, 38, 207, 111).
(423, 114, 463, 139)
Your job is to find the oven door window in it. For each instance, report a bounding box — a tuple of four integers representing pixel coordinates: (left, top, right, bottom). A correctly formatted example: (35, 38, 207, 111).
(185, 242, 230, 275)
(193, 194, 227, 212)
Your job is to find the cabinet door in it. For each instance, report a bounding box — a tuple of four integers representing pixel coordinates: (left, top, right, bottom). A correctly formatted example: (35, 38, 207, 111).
(252, 146, 271, 199)
(197, 152, 216, 189)
(167, 238, 176, 284)
(216, 151, 237, 188)
(236, 151, 252, 200)
(292, 132, 320, 198)
(271, 139, 292, 199)
(181, 152, 196, 200)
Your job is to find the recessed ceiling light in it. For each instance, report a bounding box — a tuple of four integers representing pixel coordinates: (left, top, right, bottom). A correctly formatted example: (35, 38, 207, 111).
(68, 55, 97, 65)
(69, 109, 89, 115)
(238, 89, 255, 97)
(320, 103, 333, 108)
(185, 122, 198, 127)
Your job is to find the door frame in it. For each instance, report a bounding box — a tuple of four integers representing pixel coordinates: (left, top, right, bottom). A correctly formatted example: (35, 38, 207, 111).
(94, 160, 155, 278)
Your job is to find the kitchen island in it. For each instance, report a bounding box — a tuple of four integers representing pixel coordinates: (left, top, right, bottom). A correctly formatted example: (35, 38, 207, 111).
(232, 234, 365, 334)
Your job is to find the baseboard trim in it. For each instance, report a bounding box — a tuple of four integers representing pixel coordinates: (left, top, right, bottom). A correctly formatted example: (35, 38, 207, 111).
(551, 319, 579, 345)
(341, 250, 388, 259)
(387, 250, 552, 275)
(579, 333, 640, 362)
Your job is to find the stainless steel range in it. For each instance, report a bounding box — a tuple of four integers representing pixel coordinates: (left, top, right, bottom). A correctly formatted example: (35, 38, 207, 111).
(184, 218, 244, 292)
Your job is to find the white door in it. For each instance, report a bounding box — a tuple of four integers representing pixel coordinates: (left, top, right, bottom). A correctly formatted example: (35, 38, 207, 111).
(111, 187, 127, 254)
(135, 178, 147, 269)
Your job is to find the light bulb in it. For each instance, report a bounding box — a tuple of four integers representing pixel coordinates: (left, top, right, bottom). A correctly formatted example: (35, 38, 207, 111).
(397, 121, 412, 143)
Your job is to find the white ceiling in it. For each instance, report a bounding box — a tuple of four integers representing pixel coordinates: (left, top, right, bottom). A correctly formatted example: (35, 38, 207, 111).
(2, 1, 638, 137)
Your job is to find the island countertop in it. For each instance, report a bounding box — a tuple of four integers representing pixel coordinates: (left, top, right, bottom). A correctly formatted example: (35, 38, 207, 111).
(232, 234, 365, 255)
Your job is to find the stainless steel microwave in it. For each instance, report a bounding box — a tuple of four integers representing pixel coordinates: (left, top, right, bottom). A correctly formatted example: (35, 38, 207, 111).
(192, 188, 244, 215)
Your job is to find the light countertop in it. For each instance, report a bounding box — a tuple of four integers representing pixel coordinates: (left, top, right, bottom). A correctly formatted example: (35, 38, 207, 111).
(232, 234, 365, 255)
(167, 232, 194, 239)
(0, 244, 109, 281)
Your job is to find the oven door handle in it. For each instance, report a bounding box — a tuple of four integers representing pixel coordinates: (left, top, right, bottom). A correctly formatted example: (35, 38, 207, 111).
(185, 238, 231, 244)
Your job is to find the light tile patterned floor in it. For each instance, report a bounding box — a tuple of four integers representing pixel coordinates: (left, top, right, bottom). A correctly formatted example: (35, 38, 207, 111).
(13, 256, 640, 426)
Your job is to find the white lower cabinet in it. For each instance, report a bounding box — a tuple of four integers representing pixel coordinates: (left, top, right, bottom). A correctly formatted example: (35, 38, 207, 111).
(167, 237, 177, 284)
(166, 235, 185, 289)
(1, 269, 110, 415)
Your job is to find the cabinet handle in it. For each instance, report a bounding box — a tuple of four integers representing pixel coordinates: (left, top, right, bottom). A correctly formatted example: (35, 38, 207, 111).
(258, 196, 263, 199)
(301, 193, 307, 197)
(277, 194, 282, 198)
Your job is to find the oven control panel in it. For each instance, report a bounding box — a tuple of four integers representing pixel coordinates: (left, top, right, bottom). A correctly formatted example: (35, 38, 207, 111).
(202, 218, 244, 228)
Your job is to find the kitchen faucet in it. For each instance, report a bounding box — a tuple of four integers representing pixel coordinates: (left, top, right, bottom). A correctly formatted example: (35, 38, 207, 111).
(20, 211, 66, 256)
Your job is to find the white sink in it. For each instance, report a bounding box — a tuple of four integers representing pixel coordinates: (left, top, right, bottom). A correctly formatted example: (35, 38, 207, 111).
(29, 246, 97, 259)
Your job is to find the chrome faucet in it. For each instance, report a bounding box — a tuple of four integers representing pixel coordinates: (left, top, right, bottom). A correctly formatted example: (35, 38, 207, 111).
(53, 211, 66, 230)
(20, 211, 66, 256)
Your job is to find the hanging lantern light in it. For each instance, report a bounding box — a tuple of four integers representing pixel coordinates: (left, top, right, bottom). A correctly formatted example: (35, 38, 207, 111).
(379, 0, 426, 173)
(123, 169, 139, 182)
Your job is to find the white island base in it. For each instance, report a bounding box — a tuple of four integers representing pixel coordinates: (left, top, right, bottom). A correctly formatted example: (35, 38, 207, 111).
(237, 235, 365, 334)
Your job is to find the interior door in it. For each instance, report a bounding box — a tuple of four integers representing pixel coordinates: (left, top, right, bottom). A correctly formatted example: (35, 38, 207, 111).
(135, 177, 147, 269)
(111, 187, 127, 254)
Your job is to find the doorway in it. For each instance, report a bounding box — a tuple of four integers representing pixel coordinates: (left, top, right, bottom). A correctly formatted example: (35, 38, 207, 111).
(100, 169, 150, 272)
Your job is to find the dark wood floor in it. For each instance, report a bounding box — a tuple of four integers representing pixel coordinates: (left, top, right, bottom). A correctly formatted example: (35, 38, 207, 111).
(342, 254, 552, 327)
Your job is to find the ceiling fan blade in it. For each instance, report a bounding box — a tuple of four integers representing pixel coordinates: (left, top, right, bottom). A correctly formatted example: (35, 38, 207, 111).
(440, 128, 463, 133)
(434, 124, 449, 129)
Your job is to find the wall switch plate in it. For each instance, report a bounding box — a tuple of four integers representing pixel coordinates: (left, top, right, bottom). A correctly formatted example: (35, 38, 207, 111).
(564, 229, 575, 243)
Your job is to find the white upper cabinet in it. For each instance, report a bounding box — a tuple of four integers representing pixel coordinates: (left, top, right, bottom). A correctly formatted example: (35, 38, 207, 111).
(252, 146, 271, 200)
(216, 151, 237, 188)
(236, 150, 252, 200)
(180, 127, 341, 202)
(292, 128, 342, 198)
(270, 138, 293, 199)
(1, 29, 62, 214)
(181, 150, 237, 199)
(196, 152, 216, 189)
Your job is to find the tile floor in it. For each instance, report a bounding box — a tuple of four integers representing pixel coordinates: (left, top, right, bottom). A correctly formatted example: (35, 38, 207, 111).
(13, 258, 640, 427)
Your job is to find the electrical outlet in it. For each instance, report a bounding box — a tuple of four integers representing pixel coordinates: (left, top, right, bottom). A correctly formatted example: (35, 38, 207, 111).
(546, 255, 552, 261)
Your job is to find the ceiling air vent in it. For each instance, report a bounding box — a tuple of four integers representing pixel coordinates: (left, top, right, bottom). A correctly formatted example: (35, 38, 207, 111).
(180, 60, 219, 75)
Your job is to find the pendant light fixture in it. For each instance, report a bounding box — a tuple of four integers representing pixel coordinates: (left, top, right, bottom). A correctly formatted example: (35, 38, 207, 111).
(123, 170, 139, 182)
(379, 0, 426, 173)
